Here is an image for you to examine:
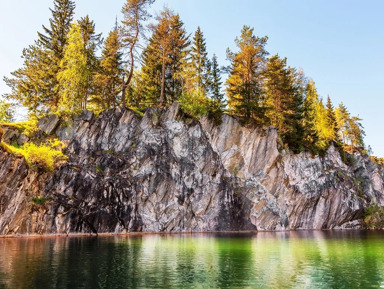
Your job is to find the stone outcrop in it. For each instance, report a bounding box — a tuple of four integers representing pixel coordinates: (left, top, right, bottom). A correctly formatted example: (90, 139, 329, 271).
(0, 104, 383, 235)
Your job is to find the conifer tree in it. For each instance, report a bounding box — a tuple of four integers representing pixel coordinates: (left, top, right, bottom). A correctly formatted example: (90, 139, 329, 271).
(208, 54, 224, 103)
(78, 16, 102, 108)
(190, 27, 209, 95)
(264, 54, 304, 151)
(120, 0, 155, 106)
(57, 22, 89, 112)
(38, 0, 76, 109)
(226, 26, 268, 122)
(4, 0, 75, 114)
(302, 80, 319, 150)
(93, 28, 123, 110)
(326, 96, 340, 143)
(335, 103, 365, 149)
(141, 9, 190, 106)
(3, 43, 49, 118)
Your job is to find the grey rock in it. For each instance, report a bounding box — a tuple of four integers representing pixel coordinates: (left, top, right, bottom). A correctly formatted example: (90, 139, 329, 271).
(0, 104, 383, 235)
(38, 114, 61, 135)
(17, 134, 29, 146)
(2, 128, 19, 145)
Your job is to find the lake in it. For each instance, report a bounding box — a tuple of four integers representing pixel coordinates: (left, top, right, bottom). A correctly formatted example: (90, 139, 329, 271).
(0, 231, 384, 288)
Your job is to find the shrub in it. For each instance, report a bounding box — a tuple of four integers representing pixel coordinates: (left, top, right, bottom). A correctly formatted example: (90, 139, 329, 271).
(179, 91, 210, 119)
(1, 120, 38, 137)
(31, 196, 51, 206)
(364, 204, 384, 229)
(9, 139, 67, 172)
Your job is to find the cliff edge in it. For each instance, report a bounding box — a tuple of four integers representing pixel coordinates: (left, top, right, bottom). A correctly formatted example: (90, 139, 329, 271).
(1, 103, 383, 235)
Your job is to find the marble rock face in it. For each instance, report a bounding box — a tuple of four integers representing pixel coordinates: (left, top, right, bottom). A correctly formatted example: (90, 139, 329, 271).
(0, 104, 383, 235)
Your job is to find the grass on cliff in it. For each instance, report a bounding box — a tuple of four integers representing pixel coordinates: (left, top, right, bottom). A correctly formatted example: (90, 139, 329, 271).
(0, 120, 38, 137)
(2, 138, 67, 172)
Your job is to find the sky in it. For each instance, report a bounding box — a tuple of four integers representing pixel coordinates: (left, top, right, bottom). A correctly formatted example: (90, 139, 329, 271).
(0, 0, 383, 155)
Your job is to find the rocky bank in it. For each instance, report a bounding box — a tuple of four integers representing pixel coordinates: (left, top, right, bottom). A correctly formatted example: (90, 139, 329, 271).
(1, 103, 383, 235)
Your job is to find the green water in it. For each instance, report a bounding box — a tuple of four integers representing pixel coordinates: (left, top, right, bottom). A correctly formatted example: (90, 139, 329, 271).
(0, 231, 384, 288)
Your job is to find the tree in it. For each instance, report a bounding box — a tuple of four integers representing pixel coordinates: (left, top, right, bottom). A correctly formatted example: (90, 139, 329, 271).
(302, 80, 319, 150)
(264, 54, 304, 151)
(141, 9, 190, 106)
(226, 26, 268, 122)
(190, 27, 209, 95)
(326, 96, 340, 143)
(4, 0, 75, 115)
(38, 0, 76, 109)
(120, 0, 155, 106)
(0, 100, 14, 122)
(208, 54, 224, 102)
(335, 103, 365, 149)
(57, 22, 89, 112)
(79, 15, 103, 108)
(93, 28, 123, 110)
(3, 43, 49, 118)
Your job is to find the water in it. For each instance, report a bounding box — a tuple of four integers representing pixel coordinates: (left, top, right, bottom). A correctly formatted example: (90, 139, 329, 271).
(0, 231, 384, 288)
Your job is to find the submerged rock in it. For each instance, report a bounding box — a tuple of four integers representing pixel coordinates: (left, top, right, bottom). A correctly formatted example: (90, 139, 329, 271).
(0, 104, 383, 235)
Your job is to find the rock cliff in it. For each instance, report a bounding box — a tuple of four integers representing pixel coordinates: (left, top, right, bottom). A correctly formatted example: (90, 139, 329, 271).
(1, 103, 383, 235)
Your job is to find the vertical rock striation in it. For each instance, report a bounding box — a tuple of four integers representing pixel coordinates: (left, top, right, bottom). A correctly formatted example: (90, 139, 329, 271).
(0, 103, 383, 235)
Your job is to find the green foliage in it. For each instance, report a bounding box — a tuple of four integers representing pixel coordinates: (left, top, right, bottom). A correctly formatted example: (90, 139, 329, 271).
(335, 103, 365, 150)
(1, 120, 38, 137)
(187, 26, 210, 95)
(9, 139, 67, 172)
(370, 156, 384, 166)
(179, 91, 210, 118)
(264, 55, 304, 153)
(141, 9, 190, 106)
(31, 196, 51, 206)
(120, 0, 155, 106)
(364, 204, 384, 229)
(0, 100, 14, 122)
(92, 28, 123, 110)
(226, 26, 268, 123)
(207, 54, 225, 104)
(4, 0, 75, 115)
(58, 22, 89, 112)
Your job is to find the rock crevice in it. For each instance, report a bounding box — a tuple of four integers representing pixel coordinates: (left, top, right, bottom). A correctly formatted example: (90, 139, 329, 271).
(0, 104, 383, 235)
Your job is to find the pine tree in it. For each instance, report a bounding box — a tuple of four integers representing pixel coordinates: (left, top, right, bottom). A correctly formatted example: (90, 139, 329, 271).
(302, 80, 319, 150)
(326, 96, 340, 143)
(141, 9, 190, 106)
(335, 103, 350, 144)
(4, 0, 75, 114)
(335, 103, 365, 149)
(3, 43, 49, 118)
(120, 0, 155, 106)
(190, 27, 209, 95)
(57, 22, 89, 112)
(93, 28, 123, 110)
(226, 26, 268, 123)
(38, 0, 76, 109)
(79, 15, 102, 108)
(208, 54, 224, 103)
(264, 54, 304, 151)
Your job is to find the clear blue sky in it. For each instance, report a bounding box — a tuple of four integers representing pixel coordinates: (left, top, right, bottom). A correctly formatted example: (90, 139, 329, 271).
(1, 0, 383, 155)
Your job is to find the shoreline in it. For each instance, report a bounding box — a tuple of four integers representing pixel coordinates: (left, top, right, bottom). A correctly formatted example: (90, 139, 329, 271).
(0, 229, 372, 239)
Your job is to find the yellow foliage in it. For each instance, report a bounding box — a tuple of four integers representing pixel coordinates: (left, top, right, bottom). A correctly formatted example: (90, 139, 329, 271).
(7, 139, 67, 172)
(179, 91, 210, 118)
(0, 120, 38, 137)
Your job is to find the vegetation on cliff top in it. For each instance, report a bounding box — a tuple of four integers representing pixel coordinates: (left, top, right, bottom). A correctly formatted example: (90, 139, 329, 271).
(1, 138, 67, 172)
(0, 0, 374, 159)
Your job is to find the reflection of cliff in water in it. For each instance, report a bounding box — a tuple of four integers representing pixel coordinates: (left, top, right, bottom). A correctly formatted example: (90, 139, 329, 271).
(0, 232, 384, 288)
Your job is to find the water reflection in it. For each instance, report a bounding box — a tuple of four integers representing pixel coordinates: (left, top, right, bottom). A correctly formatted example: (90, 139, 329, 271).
(0, 231, 384, 288)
